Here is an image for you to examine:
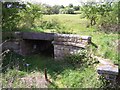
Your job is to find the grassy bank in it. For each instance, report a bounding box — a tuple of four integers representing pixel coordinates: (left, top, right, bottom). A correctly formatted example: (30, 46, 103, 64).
(2, 53, 106, 88)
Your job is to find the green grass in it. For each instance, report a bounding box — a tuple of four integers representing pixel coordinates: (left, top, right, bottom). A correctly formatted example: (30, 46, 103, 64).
(56, 67, 103, 88)
(91, 32, 119, 64)
(42, 14, 95, 33)
(2, 14, 119, 88)
(2, 53, 106, 88)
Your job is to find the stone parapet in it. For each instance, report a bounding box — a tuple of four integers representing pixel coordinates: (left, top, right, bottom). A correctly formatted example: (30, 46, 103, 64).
(53, 33, 91, 60)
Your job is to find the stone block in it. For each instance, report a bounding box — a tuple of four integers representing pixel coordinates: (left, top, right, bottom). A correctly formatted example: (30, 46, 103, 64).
(54, 33, 91, 42)
(22, 32, 54, 41)
(2, 41, 20, 50)
(14, 32, 23, 39)
(97, 63, 118, 75)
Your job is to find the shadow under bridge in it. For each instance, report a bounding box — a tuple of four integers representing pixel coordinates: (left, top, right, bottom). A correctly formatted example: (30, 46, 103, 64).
(21, 32, 54, 57)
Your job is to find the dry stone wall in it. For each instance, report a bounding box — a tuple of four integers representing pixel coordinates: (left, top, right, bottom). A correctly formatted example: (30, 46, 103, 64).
(2, 39, 20, 53)
(53, 33, 91, 60)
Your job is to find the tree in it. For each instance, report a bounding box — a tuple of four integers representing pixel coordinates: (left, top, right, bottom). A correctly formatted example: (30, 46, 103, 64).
(67, 8, 74, 14)
(118, 1, 120, 24)
(60, 5, 64, 8)
(97, 2, 118, 25)
(52, 5, 61, 14)
(59, 8, 67, 14)
(19, 3, 43, 28)
(42, 4, 53, 14)
(81, 1, 119, 33)
(69, 3, 73, 8)
(59, 7, 74, 14)
(2, 2, 25, 31)
(81, 3, 98, 26)
(73, 6, 80, 11)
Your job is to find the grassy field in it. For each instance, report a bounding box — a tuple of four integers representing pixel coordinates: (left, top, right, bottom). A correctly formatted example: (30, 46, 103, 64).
(2, 14, 119, 88)
(42, 14, 96, 33)
(42, 14, 119, 64)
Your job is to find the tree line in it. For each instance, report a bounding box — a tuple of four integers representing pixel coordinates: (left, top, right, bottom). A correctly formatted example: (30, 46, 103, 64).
(42, 3, 80, 14)
(2, 2, 80, 31)
(2, 1, 119, 33)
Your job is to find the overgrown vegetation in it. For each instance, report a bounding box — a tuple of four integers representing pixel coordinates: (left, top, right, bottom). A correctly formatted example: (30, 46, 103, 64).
(80, 2, 119, 33)
(2, 2, 43, 32)
(2, 2, 25, 31)
(19, 3, 43, 28)
(2, 2, 79, 32)
(64, 49, 95, 67)
(42, 14, 119, 65)
(2, 49, 119, 88)
(2, 2, 119, 33)
(1, 0, 119, 88)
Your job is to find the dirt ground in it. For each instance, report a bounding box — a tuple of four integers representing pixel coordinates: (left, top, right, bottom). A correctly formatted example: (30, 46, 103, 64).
(20, 72, 48, 88)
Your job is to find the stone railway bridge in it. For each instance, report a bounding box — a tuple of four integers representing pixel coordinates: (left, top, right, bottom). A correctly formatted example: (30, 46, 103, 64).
(3, 32, 91, 60)
(2, 32, 118, 82)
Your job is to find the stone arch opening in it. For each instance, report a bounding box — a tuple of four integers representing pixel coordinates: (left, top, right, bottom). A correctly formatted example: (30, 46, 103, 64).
(21, 39, 54, 57)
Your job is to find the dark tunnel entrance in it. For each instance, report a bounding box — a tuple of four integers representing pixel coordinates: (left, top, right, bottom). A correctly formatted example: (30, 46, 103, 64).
(22, 39, 54, 57)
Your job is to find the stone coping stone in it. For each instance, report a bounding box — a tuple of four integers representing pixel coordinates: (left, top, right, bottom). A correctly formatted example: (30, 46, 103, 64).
(54, 33, 91, 40)
(14, 32, 91, 42)
(15, 32, 54, 41)
(97, 63, 118, 75)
